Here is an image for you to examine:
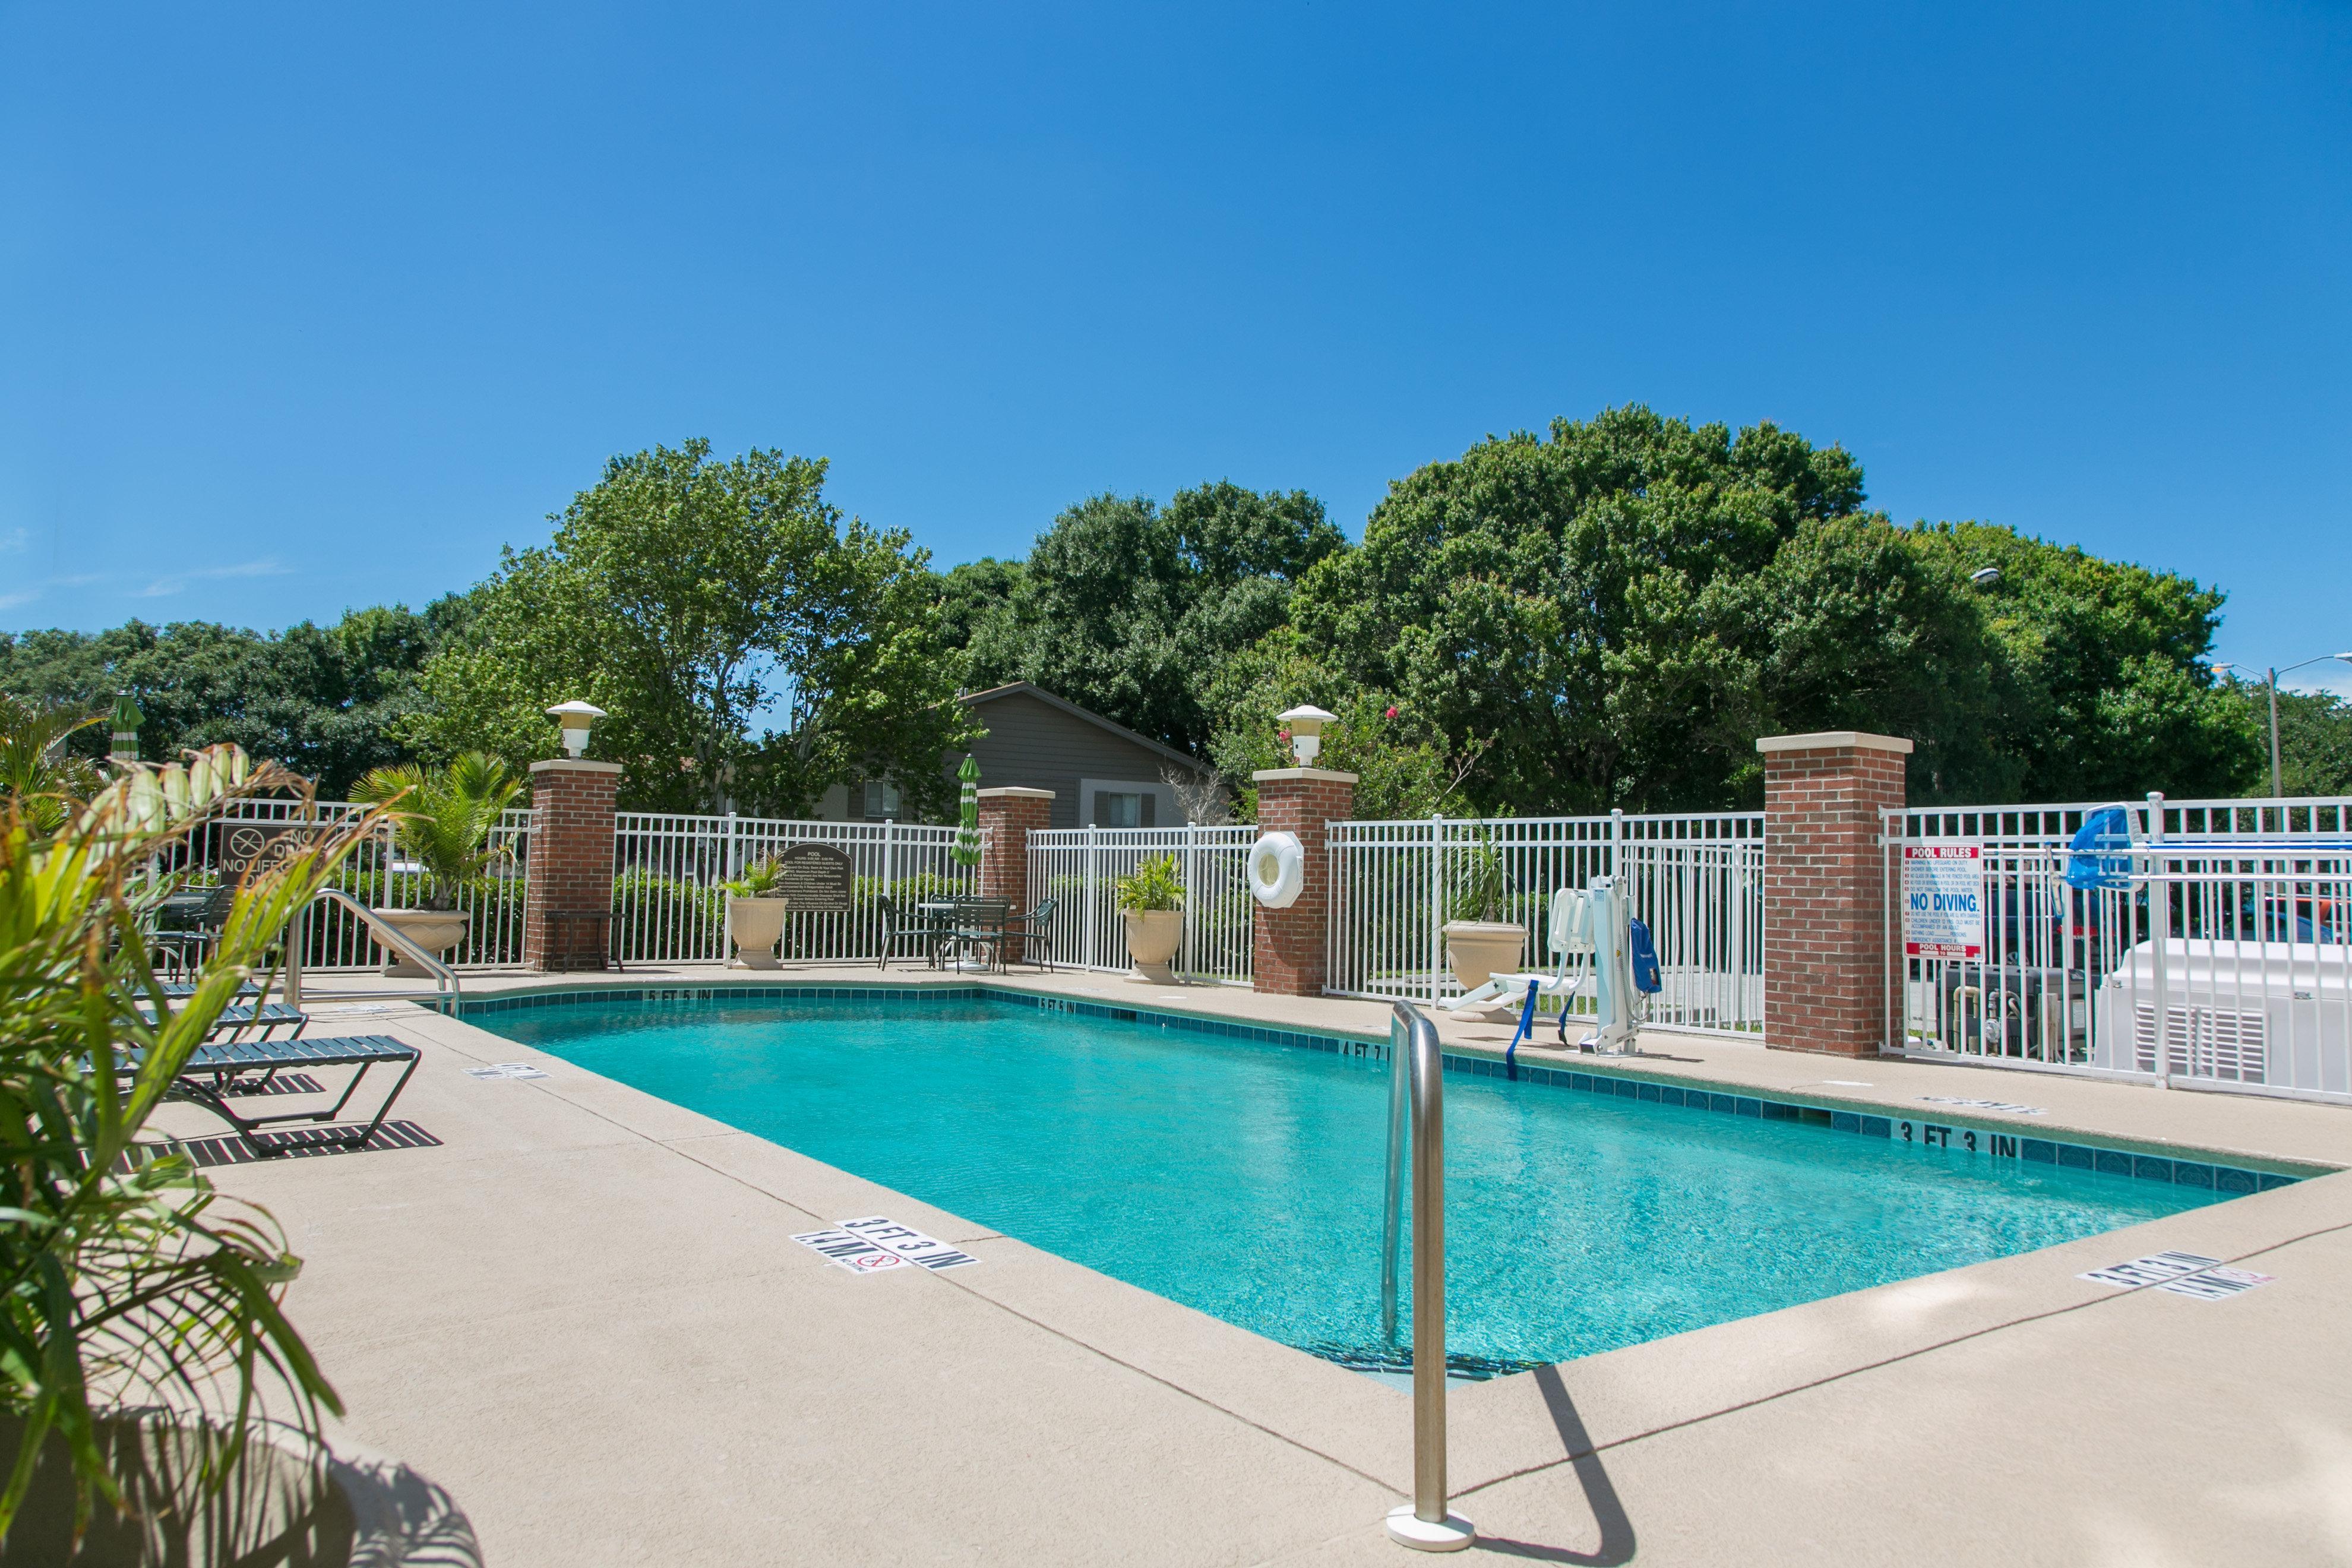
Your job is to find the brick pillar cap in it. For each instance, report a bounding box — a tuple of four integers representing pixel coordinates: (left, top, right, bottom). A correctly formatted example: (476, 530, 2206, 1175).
(1251, 767, 1360, 784)
(528, 758, 625, 775)
(975, 786, 1055, 800)
(1754, 731, 1914, 756)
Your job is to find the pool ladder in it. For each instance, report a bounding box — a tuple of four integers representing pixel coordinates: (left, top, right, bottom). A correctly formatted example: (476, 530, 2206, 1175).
(1380, 1001, 1475, 1551)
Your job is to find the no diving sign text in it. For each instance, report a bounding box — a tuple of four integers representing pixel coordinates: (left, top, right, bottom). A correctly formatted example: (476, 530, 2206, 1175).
(1902, 843, 1984, 960)
(791, 1216, 979, 1276)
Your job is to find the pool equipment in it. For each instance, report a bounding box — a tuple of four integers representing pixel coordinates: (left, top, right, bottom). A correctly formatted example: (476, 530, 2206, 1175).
(1248, 832, 1306, 909)
(1453, 881, 1656, 1076)
(1380, 1002, 1475, 1553)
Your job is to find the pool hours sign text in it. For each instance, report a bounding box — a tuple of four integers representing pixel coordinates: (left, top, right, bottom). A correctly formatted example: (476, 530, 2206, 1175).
(1902, 843, 1984, 960)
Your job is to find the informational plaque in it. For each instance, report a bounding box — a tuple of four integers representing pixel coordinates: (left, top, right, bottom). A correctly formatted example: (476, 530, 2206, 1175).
(774, 842, 855, 913)
(217, 821, 312, 882)
(1901, 843, 1984, 960)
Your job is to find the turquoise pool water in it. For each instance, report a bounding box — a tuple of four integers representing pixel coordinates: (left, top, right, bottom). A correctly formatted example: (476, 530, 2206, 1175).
(479, 991, 2228, 1374)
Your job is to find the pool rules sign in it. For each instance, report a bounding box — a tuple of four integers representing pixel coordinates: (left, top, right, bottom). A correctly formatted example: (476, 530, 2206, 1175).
(1902, 843, 1984, 960)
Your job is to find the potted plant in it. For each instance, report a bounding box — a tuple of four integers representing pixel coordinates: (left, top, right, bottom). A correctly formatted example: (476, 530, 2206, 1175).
(0, 745, 474, 1560)
(723, 855, 790, 969)
(1442, 831, 1525, 991)
(352, 753, 523, 976)
(1114, 852, 1184, 984)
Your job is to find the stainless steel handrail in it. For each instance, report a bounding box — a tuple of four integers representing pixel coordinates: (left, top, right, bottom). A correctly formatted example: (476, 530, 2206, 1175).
(282, 887, 462, 1013)
(1382, 1001, 1474, 1551)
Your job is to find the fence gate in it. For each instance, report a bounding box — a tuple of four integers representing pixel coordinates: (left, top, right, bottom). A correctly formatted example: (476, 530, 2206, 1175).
(1885, 794, 2352, 1104)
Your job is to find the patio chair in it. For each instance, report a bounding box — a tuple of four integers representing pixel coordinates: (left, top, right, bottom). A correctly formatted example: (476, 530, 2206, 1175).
(998, 896, 1059, 971)
(944, 896, 1013, 972)
(877, 896, 953, 969)
(126, 1033, 422, 1157)
(148, 886, 238, 981)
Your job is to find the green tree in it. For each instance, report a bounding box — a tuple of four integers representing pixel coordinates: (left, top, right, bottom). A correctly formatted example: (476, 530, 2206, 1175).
(410, 440, 973, 817)
(0, 601, 466, 796)
(1291, 407, 1869, 812)
(960, 481, 1344, 753)
(2231, 681, 2352, 797)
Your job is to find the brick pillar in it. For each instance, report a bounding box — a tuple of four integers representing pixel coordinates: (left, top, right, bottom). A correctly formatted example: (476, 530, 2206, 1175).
(977, 788, 1052, 962)
(1251, 768, 1356, 997)
(523, 759, 622, 972)
(1758, 731, 1911, 1057)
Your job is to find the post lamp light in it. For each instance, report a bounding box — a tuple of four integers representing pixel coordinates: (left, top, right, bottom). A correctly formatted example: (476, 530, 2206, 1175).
(546, 700, 608, 759)
(2213, 656, 2352, 798)
(1277, 704, 1338, 767)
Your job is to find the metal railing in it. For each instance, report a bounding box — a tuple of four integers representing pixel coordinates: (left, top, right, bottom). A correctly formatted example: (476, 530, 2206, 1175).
(1326, 811, 1763, 1036)
(1886, 792, 2352, 1104)
(282, 887, 462, 1010)
(612, 812, 975, 965)
(1380, 1001, 1472, 1551)
(195, 801, 530, 971)
(1025, 826, 1256, 983)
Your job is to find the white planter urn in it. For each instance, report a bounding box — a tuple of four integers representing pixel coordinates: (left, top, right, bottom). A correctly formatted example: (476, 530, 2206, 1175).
(726, 896, 790, 969)
(1443, 920, 1526, 992)
(1123, 909, 1184, 984)
(368, 907, 469, 977)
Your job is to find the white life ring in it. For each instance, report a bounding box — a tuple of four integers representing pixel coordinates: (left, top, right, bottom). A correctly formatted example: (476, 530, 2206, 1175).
(1248, 832, 1306, 909)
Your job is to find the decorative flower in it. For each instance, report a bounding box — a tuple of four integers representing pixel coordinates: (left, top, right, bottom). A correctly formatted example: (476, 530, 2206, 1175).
(1384, 706, 1399, 719)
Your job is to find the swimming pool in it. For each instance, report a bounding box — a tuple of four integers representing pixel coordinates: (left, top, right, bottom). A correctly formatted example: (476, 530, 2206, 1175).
(476, 988, 2244, 1376)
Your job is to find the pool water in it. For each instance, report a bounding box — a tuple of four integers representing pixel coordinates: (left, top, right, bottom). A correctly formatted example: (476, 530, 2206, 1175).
(480, 992, 2225, 1375)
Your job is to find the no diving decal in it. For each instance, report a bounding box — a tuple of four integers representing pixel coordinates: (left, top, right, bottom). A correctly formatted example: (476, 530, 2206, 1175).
(791, 1216, 980, 1276)
(2081, 1251, 2275, 1302)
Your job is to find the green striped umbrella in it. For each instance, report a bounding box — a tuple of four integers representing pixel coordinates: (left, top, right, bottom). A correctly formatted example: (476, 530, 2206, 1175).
(952, 754, 982, 867)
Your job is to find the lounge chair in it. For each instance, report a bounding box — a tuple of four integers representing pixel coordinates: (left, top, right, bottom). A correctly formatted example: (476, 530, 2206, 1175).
(130, 1034, 422, 1157)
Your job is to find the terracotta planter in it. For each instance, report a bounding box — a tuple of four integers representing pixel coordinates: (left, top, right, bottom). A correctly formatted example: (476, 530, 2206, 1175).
(368, 907, 469, 978)
(1123, 908, 1184, 984)
(726, 896, 790, 969)
(1443, 920, 1526, 992)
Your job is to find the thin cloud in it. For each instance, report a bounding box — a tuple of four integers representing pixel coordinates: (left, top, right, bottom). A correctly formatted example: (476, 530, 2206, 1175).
(0, 527, 27, 554)
(135, 558, 291, 598)
(0, 590, 35, 611)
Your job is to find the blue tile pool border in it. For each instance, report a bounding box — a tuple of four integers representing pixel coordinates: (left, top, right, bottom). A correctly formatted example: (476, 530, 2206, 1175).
(457, 982, 2312, 1196)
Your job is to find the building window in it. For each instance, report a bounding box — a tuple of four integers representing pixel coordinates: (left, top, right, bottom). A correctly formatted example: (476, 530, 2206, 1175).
(863, 780, 903, 820)
(1098, 791, 1142, 829)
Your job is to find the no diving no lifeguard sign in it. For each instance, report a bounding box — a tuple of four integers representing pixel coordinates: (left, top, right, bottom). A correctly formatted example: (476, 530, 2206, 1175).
(1902, 843, 1984, 960)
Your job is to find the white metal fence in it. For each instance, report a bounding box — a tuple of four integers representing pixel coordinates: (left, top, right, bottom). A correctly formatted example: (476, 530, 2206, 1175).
(1026, 826, 1256, 983)
(189, 800, 532, 970)
(613, 814, 976, 965)
(1886, 793, 2352, 1104)
(1324, 811, 1765, 1035)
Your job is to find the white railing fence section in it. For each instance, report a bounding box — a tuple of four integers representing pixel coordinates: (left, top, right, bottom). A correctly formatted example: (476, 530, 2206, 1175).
(613, 814, 975, 965)
(1026, 826, 1256, 983)
(1886, 794, 2352, 1104)
(1324, 811, 1765, 1036)
(197, 800, 531, 970)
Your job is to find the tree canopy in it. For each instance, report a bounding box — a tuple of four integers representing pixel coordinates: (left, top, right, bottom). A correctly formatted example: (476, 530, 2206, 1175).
(406, 440, 972, 817)
(950, 480, 1345, 754)
(0, 601, 466, 796)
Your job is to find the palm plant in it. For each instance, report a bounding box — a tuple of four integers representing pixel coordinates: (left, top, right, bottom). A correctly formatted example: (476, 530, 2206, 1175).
(350, 753, 523, 910)
(0, 695, 105, 836)
(0, 745, 380, 1544)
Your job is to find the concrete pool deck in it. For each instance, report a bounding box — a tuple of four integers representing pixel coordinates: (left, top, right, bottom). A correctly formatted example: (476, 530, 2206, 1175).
(166, 964, 2352, 1565)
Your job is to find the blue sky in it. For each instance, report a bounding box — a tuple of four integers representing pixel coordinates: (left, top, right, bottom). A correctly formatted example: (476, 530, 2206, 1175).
(3, 2, 2347, 690)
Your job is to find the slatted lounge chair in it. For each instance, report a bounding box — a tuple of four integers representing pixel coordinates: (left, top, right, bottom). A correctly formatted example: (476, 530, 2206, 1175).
(129, 1035, 422, 1156)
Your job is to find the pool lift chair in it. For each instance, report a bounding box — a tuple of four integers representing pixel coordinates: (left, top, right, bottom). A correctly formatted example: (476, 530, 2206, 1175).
(1448, 880, 1663, 1076)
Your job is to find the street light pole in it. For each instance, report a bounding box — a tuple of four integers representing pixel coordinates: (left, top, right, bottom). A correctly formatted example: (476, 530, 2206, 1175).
(2221, 655, 2352, 798)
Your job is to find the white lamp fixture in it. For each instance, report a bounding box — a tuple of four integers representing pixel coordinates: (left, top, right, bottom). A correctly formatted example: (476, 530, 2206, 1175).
(546, 700, 608, 759)
(1276, 704, 1338, 767)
